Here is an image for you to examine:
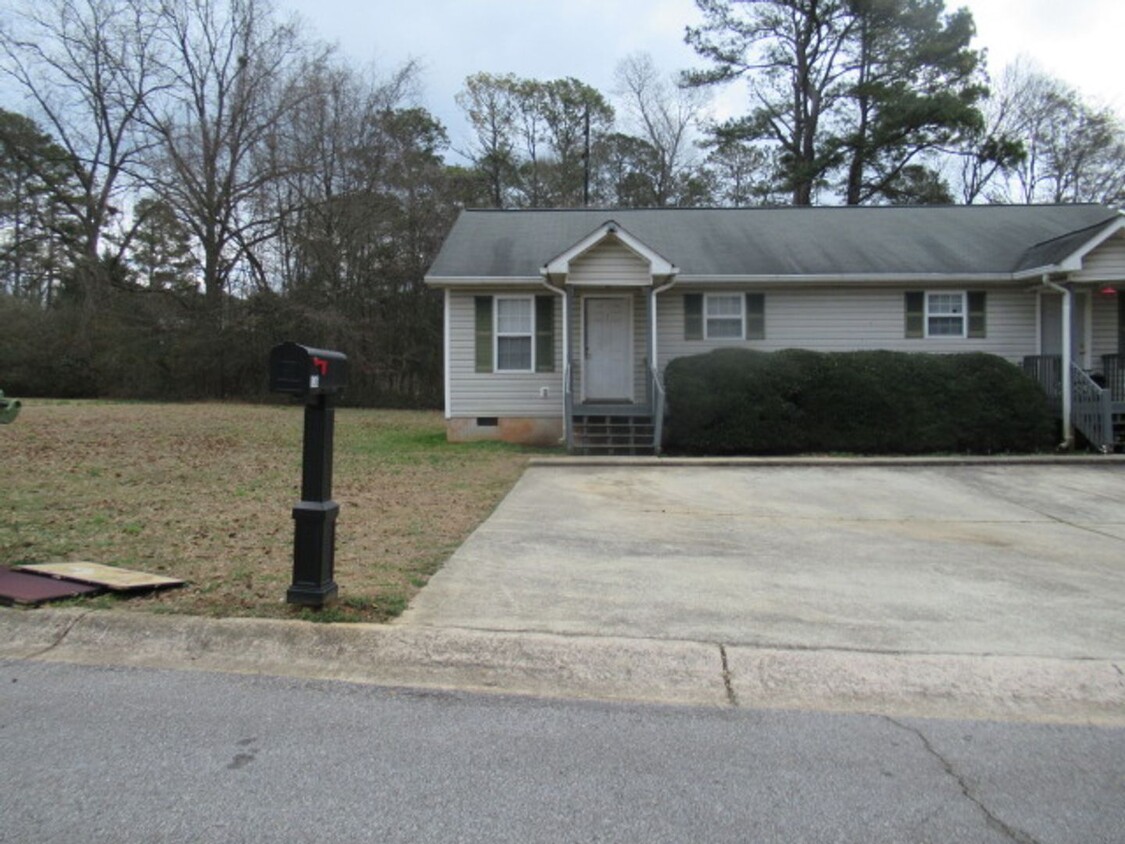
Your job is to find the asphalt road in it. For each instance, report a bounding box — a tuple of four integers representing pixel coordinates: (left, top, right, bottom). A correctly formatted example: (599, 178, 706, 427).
(3, 660, 1122, 844)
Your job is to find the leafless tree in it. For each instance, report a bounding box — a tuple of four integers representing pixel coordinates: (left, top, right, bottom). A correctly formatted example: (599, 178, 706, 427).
(614, 52, 708, 206)
(984, 61, 1125, 205)
(143, 0, 326, 307)
(0, 0, 165, 269)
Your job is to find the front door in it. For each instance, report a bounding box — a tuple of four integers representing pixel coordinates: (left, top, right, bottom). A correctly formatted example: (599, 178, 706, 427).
(1041, 291, 1088, 364)
(584, 296, 632, 401)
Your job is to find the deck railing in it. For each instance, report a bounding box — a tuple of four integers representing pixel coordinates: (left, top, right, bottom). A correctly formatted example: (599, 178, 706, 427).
(1104, 354, 1124, 402)
(1022, 354, 1062, 411)
(1071, 363, 1115, 453)
(1023, 355, 1115, 452)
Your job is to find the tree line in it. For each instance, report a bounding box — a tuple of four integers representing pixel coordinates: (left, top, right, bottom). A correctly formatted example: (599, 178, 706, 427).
(1, 0, 1122, 405)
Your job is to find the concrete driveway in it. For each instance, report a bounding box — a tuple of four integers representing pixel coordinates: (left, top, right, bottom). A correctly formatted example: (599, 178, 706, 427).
(399, 462, 1125, 660)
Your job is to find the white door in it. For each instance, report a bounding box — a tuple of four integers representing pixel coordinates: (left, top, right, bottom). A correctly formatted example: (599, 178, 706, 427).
(584, 297, 632, 401)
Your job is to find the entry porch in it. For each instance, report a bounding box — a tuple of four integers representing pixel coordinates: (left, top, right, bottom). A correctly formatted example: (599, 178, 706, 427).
(540, 221, 676, 455)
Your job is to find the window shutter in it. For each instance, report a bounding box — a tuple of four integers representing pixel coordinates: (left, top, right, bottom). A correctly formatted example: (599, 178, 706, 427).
(684, 293, 703, 340)
(535, 295, 555, 373)
(745, 293, 765, 340)
(967, 291, 986, 338)
(904, 291, 924, 338)
(474, 296, 493, 373)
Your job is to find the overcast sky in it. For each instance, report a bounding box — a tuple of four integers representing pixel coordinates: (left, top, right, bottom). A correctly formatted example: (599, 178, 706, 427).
(280, 0, 1121, 160)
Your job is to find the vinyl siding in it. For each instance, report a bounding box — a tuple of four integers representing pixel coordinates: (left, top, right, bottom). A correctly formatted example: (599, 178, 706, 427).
(657, 286, 1038, 369)
(1091, 291, 1119, 364)
(569, 240, 651, 286)
(448, 289, 563, 417)
(1072, 232, 1125, 282)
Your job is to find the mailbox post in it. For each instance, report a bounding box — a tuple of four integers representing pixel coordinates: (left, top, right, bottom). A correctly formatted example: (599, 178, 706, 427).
(268, 342, 349, 607)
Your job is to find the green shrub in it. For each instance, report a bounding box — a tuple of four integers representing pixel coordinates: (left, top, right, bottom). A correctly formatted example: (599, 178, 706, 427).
(664, 348, 1055, 455)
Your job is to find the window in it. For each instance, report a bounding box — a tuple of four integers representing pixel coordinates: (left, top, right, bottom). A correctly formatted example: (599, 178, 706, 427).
(705, 294, 744, 339)
(685, 293, 765, 341)
(905, 291, 986, 339)
(926, 292, 966, 337)
(475, 295, 555, 373)
(495, 296, 534, 371)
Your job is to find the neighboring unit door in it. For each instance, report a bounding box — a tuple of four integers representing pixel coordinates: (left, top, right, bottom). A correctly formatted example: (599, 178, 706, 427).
(584, 297, 632, 401)
(1041, 292, 1088, 363)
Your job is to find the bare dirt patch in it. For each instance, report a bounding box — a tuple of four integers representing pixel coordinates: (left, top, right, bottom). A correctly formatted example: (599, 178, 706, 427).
(2, 401, 541, 621)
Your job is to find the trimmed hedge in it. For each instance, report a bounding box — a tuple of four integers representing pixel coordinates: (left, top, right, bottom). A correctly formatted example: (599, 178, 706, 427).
(664, 349, 1055, 455)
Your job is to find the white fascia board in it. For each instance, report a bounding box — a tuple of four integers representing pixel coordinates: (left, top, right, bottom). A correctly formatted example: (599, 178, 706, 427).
(676, 273, 1017, 286)
(425, 276, 544, 288)
(542, 221, 677, 276)
(1054, 216, 1125, 272)
(1012, 266, 1061, 281)
(1013, 215, 1125, 279)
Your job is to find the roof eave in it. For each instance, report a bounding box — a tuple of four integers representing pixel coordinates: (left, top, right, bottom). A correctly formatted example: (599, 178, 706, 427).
(677, 272, 1020, 285)
(1052, 215, 1125, 269)
(424, 275, 544, 288)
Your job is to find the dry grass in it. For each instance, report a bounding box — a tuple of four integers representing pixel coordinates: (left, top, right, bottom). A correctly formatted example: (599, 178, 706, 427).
(2, 400, 545, 621)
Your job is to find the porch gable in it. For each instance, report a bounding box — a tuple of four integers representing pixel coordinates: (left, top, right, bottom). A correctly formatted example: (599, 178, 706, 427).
(541, 220, 677, 282)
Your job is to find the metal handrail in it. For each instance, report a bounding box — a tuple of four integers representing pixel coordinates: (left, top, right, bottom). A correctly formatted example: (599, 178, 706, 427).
(563, 360, 574, 451)
(650, 363, 666, 455)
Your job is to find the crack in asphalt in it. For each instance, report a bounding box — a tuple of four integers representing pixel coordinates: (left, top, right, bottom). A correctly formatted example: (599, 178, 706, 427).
(718, 644, 738, 707)
(884, 716, 1042, 844)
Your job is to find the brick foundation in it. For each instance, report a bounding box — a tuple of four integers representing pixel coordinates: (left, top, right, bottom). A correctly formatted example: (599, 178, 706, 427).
(447, 416, 564, 447)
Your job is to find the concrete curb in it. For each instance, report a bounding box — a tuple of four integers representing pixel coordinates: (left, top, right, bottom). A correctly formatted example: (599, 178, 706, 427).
(2, 608, 1122, 724)
(531, 455, 1125, 468)
(0, 608, 725, 707)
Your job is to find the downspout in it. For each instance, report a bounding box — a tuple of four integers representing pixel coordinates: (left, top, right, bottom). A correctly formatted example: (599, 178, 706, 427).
(650, 276, 677, 375)
(539, 274, 568, 370)
(1043, 276, 1073, 449)
(540, 273, 568, 446)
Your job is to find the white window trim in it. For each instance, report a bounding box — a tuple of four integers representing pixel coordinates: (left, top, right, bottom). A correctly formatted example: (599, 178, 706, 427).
(924, 290, 967, 339)
(704, 293, 745, 341)
(494, 295, 535, 373)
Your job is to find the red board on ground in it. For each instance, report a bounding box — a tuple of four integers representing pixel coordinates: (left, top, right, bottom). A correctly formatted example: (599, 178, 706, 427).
(0, 568, 101, 606)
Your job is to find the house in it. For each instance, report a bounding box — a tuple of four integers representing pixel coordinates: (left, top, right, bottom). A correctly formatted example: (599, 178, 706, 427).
(424, 205, 1125, 453)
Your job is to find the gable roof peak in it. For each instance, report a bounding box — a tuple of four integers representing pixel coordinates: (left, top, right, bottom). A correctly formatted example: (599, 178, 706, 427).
(541, 218, 677, 278)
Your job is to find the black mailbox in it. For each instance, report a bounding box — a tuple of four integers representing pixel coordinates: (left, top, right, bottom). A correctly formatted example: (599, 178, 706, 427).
(269, 342, 348, 398)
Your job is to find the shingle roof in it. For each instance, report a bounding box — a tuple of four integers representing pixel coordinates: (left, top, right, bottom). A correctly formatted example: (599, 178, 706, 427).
(426, 204, 1121, 281)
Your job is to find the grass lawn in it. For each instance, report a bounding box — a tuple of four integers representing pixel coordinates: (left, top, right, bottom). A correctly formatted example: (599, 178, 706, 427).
(2, 400, 546, 622)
